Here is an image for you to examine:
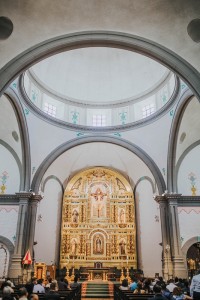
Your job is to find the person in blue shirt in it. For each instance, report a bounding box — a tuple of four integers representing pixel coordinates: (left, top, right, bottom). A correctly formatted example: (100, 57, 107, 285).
(129, 277, 138, 291)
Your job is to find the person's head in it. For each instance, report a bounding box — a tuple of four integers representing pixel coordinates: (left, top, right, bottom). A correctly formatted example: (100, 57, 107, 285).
(153, 285, 162, 294)
(50, 283, 56, 291)
(137, 283, 143, 290)
(161, 283, 167, 290)
(37, 279, 43, 285)
(3, 287, 11, 296)
(196, 269, 200, 275)
(74, 276, 78, 283)
(32, 277, 37, 284)
(18, 287, 28, 298)
(122, 279, 128, 287)
(131, 276, 137, 283)
(173, 287, 182, 296)
(30, 294, 39, 300)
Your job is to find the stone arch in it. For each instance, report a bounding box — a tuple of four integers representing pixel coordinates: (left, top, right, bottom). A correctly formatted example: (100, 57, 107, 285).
(4, 88, 31, 191)
(31, 136, 166, 195)
(182, 236, 199, 256)
(0, 236, 14, 277)
(167, 89, 194, 192)
(1, 31, 200, 103)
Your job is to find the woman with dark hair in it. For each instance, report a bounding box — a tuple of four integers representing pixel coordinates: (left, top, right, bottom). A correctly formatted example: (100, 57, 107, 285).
(119, 279, 129, 290)
(172, 287, 192, 300)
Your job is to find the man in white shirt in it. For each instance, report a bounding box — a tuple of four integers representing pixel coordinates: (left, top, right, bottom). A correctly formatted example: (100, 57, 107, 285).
(166, 279, 177, 293)
(190, 270, 200, 300)
(33, 279, 45, 293)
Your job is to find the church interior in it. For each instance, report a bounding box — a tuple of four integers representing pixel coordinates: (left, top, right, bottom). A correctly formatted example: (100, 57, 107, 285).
(1, 0, 200, 291)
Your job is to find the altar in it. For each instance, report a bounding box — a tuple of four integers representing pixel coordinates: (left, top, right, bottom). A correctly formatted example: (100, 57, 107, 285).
(86, 267, 110, 281)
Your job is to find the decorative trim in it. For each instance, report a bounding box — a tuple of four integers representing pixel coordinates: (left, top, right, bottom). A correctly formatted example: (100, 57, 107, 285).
(31, 135, 166, 195)
(0, 206, 18, 212)
(178, 207, 200, 214)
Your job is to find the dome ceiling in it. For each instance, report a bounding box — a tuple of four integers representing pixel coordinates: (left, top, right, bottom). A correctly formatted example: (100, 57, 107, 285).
(30, 47, 170, 105)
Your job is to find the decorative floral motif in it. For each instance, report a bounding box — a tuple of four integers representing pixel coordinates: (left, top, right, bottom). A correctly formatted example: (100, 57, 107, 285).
(169, 109, 174, 117)
(24, 108, 29, 115)
(188, 172, 197, 196)
(0, 171, 9, 194)
(162, 168, 166, 176)
(71, 111, 79, 124)
(113, 132, 121, 137)
(119, 112, 127, 125)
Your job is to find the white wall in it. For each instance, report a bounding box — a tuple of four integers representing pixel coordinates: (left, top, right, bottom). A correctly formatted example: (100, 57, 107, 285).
(0, 206, 18, 277)
(34, 179, 63, 265)
(177, 145, 200, 195)
(0, 145, 20, 193)
(136, 180, 162, 277)
(178, 207, 200, 247)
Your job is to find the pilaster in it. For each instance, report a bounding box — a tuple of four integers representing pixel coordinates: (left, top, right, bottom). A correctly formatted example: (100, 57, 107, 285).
(155, 193, 187, 279)
(8, 192, 42, 278)
(166, 194, 187, 278)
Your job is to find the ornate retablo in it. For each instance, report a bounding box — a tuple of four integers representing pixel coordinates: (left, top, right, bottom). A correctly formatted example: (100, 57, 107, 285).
(60, 167, 137, 269)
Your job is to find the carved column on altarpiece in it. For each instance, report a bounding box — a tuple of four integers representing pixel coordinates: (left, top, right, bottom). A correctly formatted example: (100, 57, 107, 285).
(9, 192, 41, 278)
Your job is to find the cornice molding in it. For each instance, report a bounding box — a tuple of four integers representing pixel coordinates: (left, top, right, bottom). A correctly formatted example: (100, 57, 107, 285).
(0, 193, 42, 205)
(154, 194, 200, 207)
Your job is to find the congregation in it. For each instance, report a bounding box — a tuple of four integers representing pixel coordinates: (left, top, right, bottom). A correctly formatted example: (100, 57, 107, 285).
(119, 270, 200, 300)
(1, 271, 200, 300)
(0, 276, 81, 300)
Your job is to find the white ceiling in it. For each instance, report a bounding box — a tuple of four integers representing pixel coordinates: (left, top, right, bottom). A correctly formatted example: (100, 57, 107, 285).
(30, 47, 169, 105)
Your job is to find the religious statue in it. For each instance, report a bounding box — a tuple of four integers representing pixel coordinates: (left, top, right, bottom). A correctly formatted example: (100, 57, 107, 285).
(91, 187, 107, 218)
(72, 209, 79, 223)
(120, 239, 126, 255)
(187, 258, 196, 270)
(95, 235, 102, 254)
(119, 209, 125, 223)
(71, 238, 77, 255)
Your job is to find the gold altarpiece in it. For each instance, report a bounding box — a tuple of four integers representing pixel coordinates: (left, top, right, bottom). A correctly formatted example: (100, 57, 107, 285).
(60, 167, 137, 269)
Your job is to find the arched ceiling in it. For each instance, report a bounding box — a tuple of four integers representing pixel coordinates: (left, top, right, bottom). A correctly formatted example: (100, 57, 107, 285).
(30, 47, 169, 105)
(42, 142, 156, 189)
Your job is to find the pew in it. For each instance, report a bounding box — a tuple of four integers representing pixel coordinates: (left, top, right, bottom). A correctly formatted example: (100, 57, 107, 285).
(114, 285, 154, 300)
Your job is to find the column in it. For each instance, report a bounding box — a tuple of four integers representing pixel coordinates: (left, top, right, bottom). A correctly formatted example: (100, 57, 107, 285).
(26, 194, 42, 258)
(166, 194, 187, 278)
(9, 192, 32, 278)
(155, 195, 173, 280)
(9, 192, 42, 279)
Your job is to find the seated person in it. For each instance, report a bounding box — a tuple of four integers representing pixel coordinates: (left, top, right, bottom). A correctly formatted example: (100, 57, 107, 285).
(119, 279, 129, 290)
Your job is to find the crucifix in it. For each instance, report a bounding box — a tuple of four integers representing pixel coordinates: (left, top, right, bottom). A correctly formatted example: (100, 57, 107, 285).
(91, 188, 107, 217)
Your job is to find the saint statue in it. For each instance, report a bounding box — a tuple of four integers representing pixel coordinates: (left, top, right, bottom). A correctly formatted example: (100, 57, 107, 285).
(119, 209, 125, 223)
(120, 240, 126, 255)
(187, 258, 196, 270)
(71, 238, 77, 255)
(95, 236, 102, 253)
(72, 209, 79, 223)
